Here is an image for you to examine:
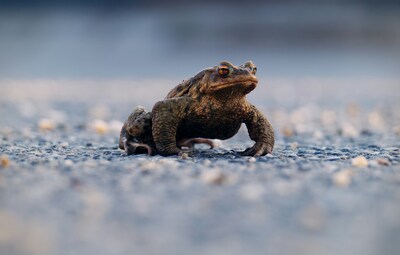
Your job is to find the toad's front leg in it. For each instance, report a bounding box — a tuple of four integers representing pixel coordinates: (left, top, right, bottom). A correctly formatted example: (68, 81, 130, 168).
(152, 97, 194, 156)
(242, 104, 275, 157)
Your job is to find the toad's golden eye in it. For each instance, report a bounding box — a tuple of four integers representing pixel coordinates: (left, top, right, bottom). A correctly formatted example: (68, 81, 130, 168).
(218, 66, 230, 77)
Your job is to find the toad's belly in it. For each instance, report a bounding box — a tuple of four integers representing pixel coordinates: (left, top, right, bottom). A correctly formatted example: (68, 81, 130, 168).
(177, 117, 243, 140)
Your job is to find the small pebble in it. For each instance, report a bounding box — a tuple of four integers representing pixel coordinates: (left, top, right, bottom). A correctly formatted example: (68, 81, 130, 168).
(332, 169, 353, 187)
(346, 103, 360, 117)
(313, 130, 324, 140)
(201, 169, 227, 185)
(180, 152, 189, 160)
(351, 156, 369, 168)
(158, 158, 179, 169)
(321, 110, 336, 126)
(281, 127, 294, 137)
(64, 159, 74, 167)
(202, 159, 212, 167)
(92, 120, 109, 134)
(290, 142, 298, 150)
(368, 110, 384, 131)
(376, 158, 390, 166)
(212, 139, 222, 148)
(140, 161, 159, 172)
(0, 155, 10, 168)
(60, 142, 69, 148)
(38, 118, 56, 132)
(83, 160, 98, 168)
(341, 122, 359, 138)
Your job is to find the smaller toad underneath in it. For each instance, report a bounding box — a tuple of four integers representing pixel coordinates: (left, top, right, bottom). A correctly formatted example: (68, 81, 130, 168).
(119, 61, 275, 157)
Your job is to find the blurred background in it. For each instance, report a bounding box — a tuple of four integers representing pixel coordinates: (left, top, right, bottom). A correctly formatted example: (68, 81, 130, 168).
(0, 0, 399, 80)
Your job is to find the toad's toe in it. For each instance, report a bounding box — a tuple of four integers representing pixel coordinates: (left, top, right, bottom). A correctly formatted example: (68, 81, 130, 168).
(241, 143, 272, 157)
(125, 141, 153, 156)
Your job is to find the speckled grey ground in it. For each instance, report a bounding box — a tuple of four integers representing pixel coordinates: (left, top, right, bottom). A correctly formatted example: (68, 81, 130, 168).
(0, 80, 400, 255)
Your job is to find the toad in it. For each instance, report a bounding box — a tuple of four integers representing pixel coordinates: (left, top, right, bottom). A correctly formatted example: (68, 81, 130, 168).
(119, 61, 274, 156)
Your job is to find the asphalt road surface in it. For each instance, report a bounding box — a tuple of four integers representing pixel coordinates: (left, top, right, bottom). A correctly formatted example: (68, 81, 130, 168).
(0, 79, 399, 255)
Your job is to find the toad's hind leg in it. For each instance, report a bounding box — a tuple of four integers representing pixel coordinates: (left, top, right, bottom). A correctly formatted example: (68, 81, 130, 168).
(178, 138, 215, 150)
(124, 140, 153, 156)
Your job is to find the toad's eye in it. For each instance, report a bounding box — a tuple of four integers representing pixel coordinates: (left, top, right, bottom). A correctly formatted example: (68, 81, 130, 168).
(251, 67, 257, 74)
(218, 66, 230, 77)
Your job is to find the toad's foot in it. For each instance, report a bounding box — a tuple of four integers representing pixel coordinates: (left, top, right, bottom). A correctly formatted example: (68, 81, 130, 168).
(124, 141, 153, 156)
(178, 138, 215, 150)
(240, 142, 272, 157)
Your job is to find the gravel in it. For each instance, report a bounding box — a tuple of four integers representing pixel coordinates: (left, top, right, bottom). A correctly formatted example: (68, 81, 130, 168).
(0, 80, 400, 255)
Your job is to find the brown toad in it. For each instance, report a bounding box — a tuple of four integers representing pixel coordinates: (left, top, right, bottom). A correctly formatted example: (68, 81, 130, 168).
(119, 60, 274, 156)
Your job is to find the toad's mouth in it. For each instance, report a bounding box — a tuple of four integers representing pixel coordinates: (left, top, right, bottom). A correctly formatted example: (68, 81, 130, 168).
(209, 78, 258, 91)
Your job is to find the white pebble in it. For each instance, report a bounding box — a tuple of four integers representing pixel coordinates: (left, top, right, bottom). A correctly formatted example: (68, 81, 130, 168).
(83, 160, 98, 168)
(212, 139, 222, 148)
(281, 126, 294, 137)
(64, 159, 74, 167)
(180, 152, 189, 160)
(332, 169, 353, 187)
(140, 161, 159, 172)
(313, 130, 324, 140)
(368, 110, 384, 131)
(341, 122, 359, 138)
(290, 142, 298, 150)
(60, 142, 69, 148)
(201, 169, 227, 185)
(158, 158, 179, 169)
(321, 110, 336, 126)
(91, 119, 109, 134)
(202, 159, 212, 166)
(351, 156, 369, 168)
(38, 118, 56, 132)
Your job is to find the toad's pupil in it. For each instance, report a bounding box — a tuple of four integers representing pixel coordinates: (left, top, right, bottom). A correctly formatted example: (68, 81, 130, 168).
(219, 68, 229, 76)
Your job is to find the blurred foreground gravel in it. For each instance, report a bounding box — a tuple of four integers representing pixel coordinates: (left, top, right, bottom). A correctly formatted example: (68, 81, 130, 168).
(0, 79, 400, 255)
